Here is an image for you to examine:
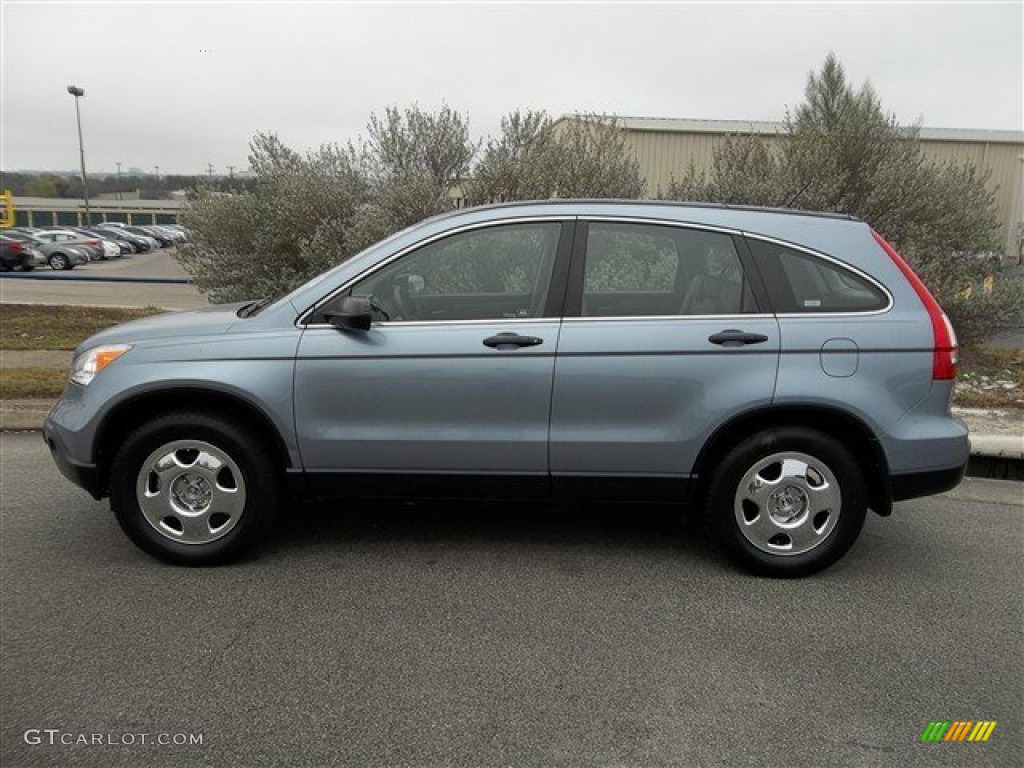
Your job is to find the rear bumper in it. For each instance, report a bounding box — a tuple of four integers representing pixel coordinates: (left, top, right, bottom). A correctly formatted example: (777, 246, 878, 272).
(891, 462, 967, 502)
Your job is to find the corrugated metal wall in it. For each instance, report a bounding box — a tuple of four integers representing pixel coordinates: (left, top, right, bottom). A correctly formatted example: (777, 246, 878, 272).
(622, 128, 1023, 256)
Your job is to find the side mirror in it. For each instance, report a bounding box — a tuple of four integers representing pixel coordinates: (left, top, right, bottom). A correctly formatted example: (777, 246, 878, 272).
(323, 296, 372, 331)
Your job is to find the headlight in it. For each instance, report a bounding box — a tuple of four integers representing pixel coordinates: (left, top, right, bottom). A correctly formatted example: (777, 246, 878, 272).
(71, 344, 132, 386)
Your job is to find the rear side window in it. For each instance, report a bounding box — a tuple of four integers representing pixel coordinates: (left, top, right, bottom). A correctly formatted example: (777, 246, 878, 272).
(748, 238, 889, 313)
(581, 222, 758, 317)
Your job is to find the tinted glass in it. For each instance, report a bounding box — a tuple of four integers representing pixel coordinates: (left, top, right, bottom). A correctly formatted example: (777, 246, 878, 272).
(349, 222, 562, 322)
(748, 238, 889, 313)
(581, 222, 755, 317)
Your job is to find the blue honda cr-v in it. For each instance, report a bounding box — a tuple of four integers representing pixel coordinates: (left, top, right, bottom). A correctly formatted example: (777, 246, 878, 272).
(44, 201, 968, 576)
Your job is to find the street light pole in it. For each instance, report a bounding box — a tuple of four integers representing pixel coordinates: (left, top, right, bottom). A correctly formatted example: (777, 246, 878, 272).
(115, 161, 122, 200)
(66, 85, 91, 224)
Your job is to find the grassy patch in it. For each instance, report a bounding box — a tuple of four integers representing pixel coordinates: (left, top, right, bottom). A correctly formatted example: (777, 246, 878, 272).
(955, 346, 1024, 410)
(0, 304, 163, 350)
(0, 367, 69, 398)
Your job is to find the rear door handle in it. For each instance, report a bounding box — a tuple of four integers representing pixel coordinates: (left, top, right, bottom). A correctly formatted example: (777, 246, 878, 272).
(708, 329, 769, 346)
(483, 333, 544, 349)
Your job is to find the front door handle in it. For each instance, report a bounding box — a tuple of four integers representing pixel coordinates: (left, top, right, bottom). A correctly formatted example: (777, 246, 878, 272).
(708, 329, 769, 346)
(483, 333, 544, 349)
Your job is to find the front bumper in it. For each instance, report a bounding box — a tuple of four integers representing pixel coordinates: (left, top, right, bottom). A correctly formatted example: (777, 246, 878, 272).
(43, 395, 105, 499)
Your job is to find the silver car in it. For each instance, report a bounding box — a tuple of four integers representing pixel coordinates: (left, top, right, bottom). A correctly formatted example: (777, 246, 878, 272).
(44, 201, 968, 575)
(33, 229, 106, 261)
(2, 231, 90, 270)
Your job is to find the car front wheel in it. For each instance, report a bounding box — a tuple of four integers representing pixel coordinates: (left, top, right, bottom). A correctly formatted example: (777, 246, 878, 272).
(706, 428, 867, 577)
(110, 412, 280, 565)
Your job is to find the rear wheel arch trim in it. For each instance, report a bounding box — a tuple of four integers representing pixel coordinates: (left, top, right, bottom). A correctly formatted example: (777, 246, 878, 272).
(692, 404, 891, 515)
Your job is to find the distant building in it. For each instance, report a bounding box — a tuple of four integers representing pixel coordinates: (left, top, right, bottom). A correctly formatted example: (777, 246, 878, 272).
(7, 196, 181, 227)
(556, 116, 1024, 257)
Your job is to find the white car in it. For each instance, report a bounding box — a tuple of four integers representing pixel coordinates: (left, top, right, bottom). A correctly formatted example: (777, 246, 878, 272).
(99, 240, 121, 259)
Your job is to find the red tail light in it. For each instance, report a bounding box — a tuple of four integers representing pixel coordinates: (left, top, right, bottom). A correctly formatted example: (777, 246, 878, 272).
(88, 240, 99, 247)
(872, 230, 958, 380)
(8, 242, 23, 252)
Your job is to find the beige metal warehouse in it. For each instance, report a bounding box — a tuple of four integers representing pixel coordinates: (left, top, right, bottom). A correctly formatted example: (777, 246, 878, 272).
(558, 116, 1024, 258)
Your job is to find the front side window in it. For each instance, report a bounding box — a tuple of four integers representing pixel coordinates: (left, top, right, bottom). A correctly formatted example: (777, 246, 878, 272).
(581, 222, 755, 317)
(347, 222, 562, 322)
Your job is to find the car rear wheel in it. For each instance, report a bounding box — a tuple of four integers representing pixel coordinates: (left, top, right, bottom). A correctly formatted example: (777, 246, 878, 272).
(706, 427, 867, 577)
(110, 412, 280, 565)
(48, 253, 71, 270)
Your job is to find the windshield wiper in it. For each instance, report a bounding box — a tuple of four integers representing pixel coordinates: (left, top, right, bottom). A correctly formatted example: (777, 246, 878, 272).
(238, 297, 273, 318)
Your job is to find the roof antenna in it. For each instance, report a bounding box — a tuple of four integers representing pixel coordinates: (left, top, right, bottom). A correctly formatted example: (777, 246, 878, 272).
(780, 179, 813, 208)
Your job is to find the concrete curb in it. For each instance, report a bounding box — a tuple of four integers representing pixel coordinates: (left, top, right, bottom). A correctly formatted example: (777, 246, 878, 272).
(0, 400, 54, 431)
(968, 434, 1024, 460)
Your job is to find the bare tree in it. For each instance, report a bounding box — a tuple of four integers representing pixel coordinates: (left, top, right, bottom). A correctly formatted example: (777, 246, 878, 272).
(467, 111, 645, 204)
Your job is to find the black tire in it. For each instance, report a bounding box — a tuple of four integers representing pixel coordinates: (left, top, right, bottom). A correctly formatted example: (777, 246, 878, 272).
(109, 411, 281, 566)
(705, 427, 867, 578)
(48, 253, 71, 271)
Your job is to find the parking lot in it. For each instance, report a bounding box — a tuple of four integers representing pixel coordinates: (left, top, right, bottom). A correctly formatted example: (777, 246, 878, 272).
(1, 432, 1020, 767)
(0, 249, 207, 310)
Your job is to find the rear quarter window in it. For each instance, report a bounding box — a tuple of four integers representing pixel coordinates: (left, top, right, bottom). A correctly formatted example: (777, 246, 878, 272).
(748, 238, 889, 313)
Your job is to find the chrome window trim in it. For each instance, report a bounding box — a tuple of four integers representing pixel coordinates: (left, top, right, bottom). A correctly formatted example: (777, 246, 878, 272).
(742, 231, 895, 317)
(297, 216, 572, 328)
(303, 317, 559, 329)
(302, 314, 776, 329)
(561, 313, 774, 323)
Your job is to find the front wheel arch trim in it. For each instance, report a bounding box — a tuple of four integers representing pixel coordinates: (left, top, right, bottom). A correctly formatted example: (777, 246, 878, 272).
(92, 387, 293, 499)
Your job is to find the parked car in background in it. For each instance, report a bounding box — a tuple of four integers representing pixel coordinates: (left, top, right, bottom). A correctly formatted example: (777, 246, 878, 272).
(33, 229, 107, 261)
(0, 234, 38, 271)
(69, 227, 133, 255)
(162, 224, 191, 241)
(94, 225, 152, 253)
(99, 232, 138, 255)
(103, 223, 166, 249)
(44, 201, 968, 576)
(2, 231, 89, 270)
(133, 225, 175, 247)
(92, 238, 122, 260)
(149, 225, 187, 244)
(5, 226, 44, 238)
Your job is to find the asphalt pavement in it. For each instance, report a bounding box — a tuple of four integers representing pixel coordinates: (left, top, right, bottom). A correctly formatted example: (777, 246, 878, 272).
(0, 250, 207, 310)
(1, 432, 1021, 767)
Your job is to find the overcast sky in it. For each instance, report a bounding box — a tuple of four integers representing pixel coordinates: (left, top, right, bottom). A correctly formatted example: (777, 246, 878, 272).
(2, 1, 1021, 176)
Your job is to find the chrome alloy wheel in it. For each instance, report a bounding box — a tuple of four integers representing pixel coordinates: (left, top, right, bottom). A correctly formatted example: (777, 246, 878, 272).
(135, 440, 246, 545)
(734, 451, 841, 556)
